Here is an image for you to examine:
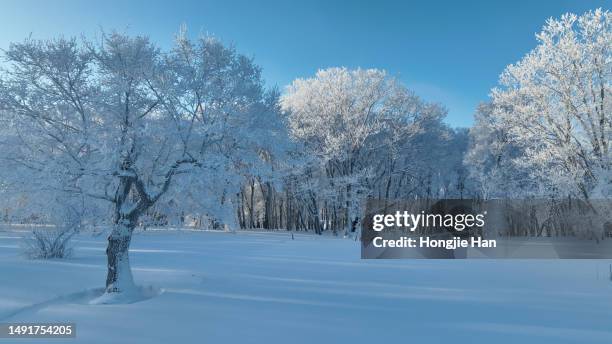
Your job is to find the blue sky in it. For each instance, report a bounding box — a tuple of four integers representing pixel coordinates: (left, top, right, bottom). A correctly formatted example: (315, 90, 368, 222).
(0, 0, 609, 127)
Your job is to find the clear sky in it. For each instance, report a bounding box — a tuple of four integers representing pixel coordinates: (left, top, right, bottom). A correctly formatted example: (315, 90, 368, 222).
(0, 0, 610, 127)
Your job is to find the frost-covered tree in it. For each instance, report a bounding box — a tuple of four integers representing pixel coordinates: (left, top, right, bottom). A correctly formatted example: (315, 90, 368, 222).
(281, 67, 449, 236)
(465, 103, 544, 198)
(0, 30, 279, 297)
(485, 9, 611, 199)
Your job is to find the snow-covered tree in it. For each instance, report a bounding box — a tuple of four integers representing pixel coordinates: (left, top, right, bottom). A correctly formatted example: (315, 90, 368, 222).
(485, 9, 611, 199)
(465, 103, 544, 198)
(281, 67, 449, 236)
(0, 30, 279, 297)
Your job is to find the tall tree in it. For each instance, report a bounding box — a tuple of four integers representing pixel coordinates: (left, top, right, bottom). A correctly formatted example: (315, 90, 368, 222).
(0, 31, 277, 296)
(484, 9, 611, 199)
(281, 67, 447, 236)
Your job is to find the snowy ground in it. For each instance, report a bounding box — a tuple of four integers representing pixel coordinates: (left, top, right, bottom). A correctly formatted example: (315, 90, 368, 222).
(1, 229, 612, 344)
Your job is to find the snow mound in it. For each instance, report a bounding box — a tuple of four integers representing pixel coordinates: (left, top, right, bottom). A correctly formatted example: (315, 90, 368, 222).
(89, 286, 162, 305)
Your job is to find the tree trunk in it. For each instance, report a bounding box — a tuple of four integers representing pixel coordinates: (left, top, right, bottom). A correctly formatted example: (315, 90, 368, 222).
(105, 217, 136, 293)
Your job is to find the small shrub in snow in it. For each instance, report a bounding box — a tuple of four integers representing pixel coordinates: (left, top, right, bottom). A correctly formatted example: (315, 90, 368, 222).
(23, 228, 75, 259)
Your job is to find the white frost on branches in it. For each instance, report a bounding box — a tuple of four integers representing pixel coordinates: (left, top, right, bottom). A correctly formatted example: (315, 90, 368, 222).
(472, 9, 611, 199)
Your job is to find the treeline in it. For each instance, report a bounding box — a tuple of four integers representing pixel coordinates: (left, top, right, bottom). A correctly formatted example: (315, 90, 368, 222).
(235, 126, 472, 234)
(0, 9, 609, 239)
